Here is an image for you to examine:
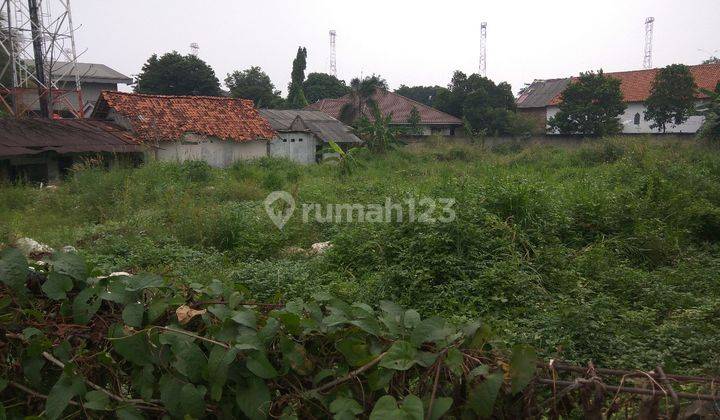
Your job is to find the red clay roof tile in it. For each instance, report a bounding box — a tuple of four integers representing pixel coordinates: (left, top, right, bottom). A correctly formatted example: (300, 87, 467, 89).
(92, 91, 276, 142)
(549, 63, 720, 106)
(305, 90, 462, 125)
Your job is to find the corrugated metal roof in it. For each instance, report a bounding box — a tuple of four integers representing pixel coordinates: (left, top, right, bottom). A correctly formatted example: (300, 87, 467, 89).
(25, 61, 133, 85)
(0, 118, 144, 157)
(516, 78, 572, 109)
(305, 90, 462, 125)
(259, 109, 361, 143)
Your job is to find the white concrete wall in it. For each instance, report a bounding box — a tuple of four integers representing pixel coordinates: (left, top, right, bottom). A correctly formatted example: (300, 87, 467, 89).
(547, 102, 706, 134)
(268, 131, 318, 164)
(155, 134, 268, 168)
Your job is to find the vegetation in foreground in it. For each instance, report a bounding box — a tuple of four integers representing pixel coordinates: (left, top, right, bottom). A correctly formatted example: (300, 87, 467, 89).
(2, 138, 720, 376)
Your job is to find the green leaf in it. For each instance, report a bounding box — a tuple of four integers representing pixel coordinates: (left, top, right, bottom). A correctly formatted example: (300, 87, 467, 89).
(98, 277, 139, 304)
(72, 287, 101, 325)
(246, 350, 279, 379)
(45, 373, 86, 420)
(410, 317, 452, 346)
(445, 347, 463, 376)
(279, 337, 314, 375)
(427, 397, 453, 420)
(122, 302, 145, 328)
(206, 346, 238, 401)
(403, 309, 421, 329)
(83, 390, 110, 411)
(468, 372, 503, 418)
(367, 368, 394, 391)
(172, 342, 207, 382)
(232, 309, 258, 329)
(116, 406, 145, 420)
(400, 395, 424, 420)
(330, 396, 364, 420)
(0, 248, 28, 291)
(159, 375, 206, 418)
(349, 318, 381, 336)
(41, 272, 74, 300)
(50, 251, 87, 282)
(379, 340, 417, 371)
(236, 377, 271, 420)
(510, 344, 536, 394)
(336, 336, 373, 367)
(125, 273, 164, 291)
(370, 395, 401, 419)
(109, 324, 152, 366)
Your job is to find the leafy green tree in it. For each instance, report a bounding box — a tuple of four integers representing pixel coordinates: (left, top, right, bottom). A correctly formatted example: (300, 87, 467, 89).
(644, 64, 697, 132)
(406, 106, 422, 135)
(357, 104, 400, 154)
(548, 70, 626, 137)
(339, 74, 387, 124)
(225, 66, 284, 109)
(286, 47, 309, 108)
(698, 82, 720, 142)
(135, 51, 222, 96)
(434, 71, 517, 135)
(702, 56, 720, 65)
(302, 73, 350, 103)
(394, 85, 448, 107)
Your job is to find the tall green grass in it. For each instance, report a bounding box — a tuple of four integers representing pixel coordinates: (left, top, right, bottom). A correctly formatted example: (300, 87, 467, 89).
(2, 136, 720, 373)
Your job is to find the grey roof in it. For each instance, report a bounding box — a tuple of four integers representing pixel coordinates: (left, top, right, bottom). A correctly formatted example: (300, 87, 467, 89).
(24, 61, 133, 85)
(259, 109, 362, 143)
(516, 78, 571, 108)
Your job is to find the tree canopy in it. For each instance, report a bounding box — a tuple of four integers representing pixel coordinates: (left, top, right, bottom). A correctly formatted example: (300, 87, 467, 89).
(548, 70, 626, 137)
(286, 47, 309, 109)
(135, 51, 222, 97)
(702, 56, 720, 65)
(339, 75, 387, 124)
(302, 73, 350, 104)
(394, 85, 448, 107)
(698, 81, 720, 142)
(434, 71, 517, 135)
(225, 66, 284, 109)
(644, 64, 697, 132)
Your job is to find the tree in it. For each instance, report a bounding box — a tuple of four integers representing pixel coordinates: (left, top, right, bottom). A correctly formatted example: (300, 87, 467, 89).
(135, 51, 222, 96)
(357, 104, 400, 154)
(434, 71, 517, 136)
(225, 66, 284, 109)
(286, 47, 309, 108)
(644, 64, 697, 133)
(394, 85, 448, 107)
(702, 57, 720, 65)
(548, 70, 626, 137)
(339, 74, 387, 124)
(302, 73, 350, 103)
(406, 106, 422, 135)
(697, 82, 720, 142)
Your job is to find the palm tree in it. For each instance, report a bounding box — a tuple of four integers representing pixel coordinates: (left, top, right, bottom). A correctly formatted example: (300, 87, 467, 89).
(339, 75, 387, 125)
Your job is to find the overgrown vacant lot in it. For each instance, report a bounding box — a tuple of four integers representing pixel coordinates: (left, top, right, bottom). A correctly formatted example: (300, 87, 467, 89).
(2, 137, 720, 374)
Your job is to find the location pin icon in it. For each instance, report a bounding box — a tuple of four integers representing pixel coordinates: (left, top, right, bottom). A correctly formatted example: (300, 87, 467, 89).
(264, 191, 296, 229)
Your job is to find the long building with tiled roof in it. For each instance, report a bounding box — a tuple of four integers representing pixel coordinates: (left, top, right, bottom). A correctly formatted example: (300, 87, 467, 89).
(92, 91, 278, 167)
(518, 63, 720, 135)
(306, 90, 462, 137)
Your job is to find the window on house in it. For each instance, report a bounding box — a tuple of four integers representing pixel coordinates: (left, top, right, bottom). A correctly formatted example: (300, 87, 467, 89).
(283, 139, 287, 142)
(291, 139, 296, 142)
(634, 113, 641, 125)
(299, 138, 303, 142)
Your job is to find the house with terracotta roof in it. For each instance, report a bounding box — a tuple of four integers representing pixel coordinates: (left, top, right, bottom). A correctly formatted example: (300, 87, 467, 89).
(522, 63, 720, 135)
(305, 90, 463, 137)
(92, 91, 278, 167)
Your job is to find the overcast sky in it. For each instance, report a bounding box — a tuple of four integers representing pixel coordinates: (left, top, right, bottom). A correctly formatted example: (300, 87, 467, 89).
(69, 0, 719, 96)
